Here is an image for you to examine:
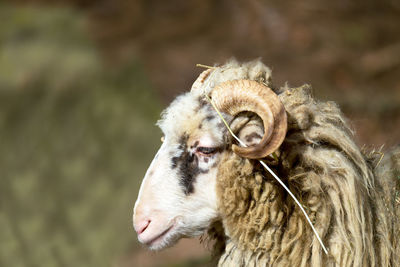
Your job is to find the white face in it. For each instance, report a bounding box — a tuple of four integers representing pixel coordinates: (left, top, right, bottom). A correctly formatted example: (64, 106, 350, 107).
(133, 93, 228, 250)
(133, 134, 225, 250)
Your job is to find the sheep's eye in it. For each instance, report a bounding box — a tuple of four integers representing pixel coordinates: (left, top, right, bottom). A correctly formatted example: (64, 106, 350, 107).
(197, 147, 217, 155)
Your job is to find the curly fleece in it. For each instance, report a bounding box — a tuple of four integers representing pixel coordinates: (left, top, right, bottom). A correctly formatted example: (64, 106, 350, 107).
(213, 85, 400, 266)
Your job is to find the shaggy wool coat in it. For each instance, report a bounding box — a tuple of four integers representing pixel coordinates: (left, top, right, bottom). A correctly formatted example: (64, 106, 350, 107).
(208, 84, 400, 267)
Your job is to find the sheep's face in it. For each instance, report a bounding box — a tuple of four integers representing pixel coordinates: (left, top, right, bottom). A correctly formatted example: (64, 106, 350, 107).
(133, 93, 231, 250)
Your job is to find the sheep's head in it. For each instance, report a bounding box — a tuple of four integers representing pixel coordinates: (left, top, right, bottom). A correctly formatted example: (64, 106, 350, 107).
(133, 61, 287, 250)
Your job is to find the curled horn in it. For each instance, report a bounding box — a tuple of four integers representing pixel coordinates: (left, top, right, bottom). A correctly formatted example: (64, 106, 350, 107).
(210, 80, 287, 159)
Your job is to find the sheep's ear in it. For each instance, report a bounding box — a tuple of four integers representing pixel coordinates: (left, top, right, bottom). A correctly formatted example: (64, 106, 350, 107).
(230, 112, 264, 148)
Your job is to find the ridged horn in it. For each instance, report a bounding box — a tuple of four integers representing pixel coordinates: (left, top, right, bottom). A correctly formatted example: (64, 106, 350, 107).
(210, 79, 287, 159)
(191, 69, 213, 93)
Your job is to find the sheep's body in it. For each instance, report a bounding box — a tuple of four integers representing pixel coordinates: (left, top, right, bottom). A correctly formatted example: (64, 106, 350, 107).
(213, 84, 400, 266)
(133, 60, 400, 266)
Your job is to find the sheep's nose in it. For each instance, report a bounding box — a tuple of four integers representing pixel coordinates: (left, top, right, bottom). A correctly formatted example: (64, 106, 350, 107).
(134, 219, 151, 235)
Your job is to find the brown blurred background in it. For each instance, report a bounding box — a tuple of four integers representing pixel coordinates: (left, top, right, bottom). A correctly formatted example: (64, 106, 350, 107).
(1, 1, 399, 266)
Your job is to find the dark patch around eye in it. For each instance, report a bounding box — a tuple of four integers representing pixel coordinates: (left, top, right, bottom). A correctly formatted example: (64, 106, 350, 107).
(197, 147, 217, 154)
(170, 133, 210, 195)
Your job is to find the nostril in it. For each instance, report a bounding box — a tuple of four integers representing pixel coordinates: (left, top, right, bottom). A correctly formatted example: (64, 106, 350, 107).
(135, 220, 151, 235)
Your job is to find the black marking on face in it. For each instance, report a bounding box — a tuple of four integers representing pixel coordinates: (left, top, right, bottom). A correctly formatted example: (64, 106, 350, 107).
(191, 141, 199, 149)
(169, 133, 213, 195)
(198, 97, 208, 109)
(199, 168, 209, 174)
(178, 149, 201, 195)
(170, 134, 188, 169)
(171, 156, 179, 169)
(206, 115, 215, 121)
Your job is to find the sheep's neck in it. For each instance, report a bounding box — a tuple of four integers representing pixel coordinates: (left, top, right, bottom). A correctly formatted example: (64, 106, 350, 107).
(215, 153, 319, 265)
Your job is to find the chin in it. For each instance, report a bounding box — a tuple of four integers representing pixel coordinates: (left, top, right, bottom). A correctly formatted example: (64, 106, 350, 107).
(144, 225, 207, 251)
(148, 233, 182, 251)
(141, 226, 182, 251)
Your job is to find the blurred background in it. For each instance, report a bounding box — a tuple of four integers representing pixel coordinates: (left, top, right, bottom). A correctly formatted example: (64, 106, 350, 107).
(1, 1, 399, 266)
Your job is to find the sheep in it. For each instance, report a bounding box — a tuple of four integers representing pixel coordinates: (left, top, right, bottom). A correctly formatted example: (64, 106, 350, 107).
(133, 60, 400, 266)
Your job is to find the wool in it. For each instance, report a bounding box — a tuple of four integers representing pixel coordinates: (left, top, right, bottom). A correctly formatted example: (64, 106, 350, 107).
(212, 84, 400, 266)
(191, 59, 274, 98)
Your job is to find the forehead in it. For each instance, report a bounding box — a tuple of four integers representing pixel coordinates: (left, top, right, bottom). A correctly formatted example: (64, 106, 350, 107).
(157, 93, 225, 144)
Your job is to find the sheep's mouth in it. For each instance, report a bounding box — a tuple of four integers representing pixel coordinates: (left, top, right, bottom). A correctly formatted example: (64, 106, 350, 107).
(143, 224, 175, 248)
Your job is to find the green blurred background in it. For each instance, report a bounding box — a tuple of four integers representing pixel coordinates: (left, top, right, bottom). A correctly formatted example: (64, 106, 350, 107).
(0, 1, 399, 266)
